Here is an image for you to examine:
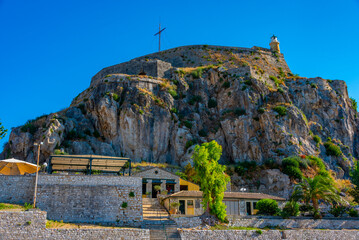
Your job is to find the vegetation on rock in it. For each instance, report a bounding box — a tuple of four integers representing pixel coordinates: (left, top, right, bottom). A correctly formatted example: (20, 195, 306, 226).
(0, 121, 7, 140)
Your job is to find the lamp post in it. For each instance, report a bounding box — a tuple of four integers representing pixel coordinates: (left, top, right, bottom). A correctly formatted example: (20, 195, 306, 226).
(33, 142, 43, 208)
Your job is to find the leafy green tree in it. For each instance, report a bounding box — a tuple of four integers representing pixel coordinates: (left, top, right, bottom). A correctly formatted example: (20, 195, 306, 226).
(291, 175, 341, 217)
(349, 161, 359, 204)
(192, 140, 230, 222)
(0, 121, 7, 140)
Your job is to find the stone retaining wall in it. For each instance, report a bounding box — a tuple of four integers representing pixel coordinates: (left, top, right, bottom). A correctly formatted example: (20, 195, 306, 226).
(0, 175, 142, 225)
(171, 216, 202, 228)
(230, 216, 359, 230)
(0, 210, 149, 240)
(179, 229, 359, 240)
(0, 175, 34, 204)
(172, 215, 359, 230)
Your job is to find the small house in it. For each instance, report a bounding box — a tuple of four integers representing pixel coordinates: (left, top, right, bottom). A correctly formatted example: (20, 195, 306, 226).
(163, 191, 286, 216)
(133, 167, 199, 198)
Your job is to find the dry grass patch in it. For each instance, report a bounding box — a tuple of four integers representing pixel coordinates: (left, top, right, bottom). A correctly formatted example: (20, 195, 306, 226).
(46, 220, 133, 229)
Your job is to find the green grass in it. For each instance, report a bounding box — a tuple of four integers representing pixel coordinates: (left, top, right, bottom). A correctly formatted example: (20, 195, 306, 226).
(210, 225, 262, 231)
(0, 203, 32, 211)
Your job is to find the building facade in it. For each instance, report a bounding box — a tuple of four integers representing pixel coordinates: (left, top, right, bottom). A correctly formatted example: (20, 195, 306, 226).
(133, 167, 200, 198)
(163, 191, 286, 216)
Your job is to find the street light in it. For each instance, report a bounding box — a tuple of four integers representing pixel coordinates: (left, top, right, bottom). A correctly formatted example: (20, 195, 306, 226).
(33, 142, 43, 208)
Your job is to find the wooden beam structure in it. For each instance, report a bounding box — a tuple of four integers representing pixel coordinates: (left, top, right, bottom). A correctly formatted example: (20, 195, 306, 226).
(48, 155, 131, 175)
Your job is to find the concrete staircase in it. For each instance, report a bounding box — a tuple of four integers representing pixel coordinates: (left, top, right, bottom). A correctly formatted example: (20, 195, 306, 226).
(143, 198, 170, 221)
(142, 198, 181, 240)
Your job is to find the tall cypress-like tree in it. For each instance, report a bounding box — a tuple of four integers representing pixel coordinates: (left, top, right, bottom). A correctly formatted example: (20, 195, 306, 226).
(192, 140, 230, 222)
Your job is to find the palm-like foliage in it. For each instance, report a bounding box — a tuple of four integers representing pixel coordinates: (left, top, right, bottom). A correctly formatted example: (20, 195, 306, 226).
(291, 175, 341, 214)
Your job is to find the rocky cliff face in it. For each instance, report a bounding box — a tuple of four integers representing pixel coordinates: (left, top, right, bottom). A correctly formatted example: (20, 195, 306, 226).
(2, 45, 358, 197)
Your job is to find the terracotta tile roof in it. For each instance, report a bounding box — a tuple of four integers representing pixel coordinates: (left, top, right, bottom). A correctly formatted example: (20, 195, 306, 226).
(166, 191, 286, 201)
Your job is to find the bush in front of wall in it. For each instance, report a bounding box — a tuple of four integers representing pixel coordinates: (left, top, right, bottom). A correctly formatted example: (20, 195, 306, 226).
(281, 201, 300, 218)
(348, 208, 359, 217)
(329, 205, 347, 217)
(256, 199, 279, 216)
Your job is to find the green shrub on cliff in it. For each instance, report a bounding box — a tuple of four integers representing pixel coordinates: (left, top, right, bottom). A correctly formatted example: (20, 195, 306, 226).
(273, 106, 287, 116)
(324, 141, 342, 157)
(350, 98, 357, 111)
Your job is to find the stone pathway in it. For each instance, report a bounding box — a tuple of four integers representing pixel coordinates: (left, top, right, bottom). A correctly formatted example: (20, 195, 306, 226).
(142, 198, 181, 240)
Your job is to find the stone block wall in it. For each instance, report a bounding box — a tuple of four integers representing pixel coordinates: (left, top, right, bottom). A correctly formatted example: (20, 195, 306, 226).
(0, 209, 46, 230)
(134, 167, 181, 194)
(91, 59, 172, 86)
(171, 216, 202, 228)
(179, 229, 359, 240)
(0, 175, 35, 204)
(0, 210, 150, 240)
(36, 175, 142, 226)
(0, 175, 143, 226)
(230, 216, 359, 230)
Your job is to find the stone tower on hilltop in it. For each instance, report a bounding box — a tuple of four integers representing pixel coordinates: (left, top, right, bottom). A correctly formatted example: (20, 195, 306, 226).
(269, 35, 280, 53)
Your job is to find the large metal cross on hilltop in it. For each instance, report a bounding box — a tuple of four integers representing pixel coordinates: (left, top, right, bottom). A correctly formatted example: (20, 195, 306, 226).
(154, 23, 166, 52)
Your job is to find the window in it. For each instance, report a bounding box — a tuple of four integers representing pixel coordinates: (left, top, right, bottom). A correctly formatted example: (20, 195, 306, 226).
(187, 200, 193, 206)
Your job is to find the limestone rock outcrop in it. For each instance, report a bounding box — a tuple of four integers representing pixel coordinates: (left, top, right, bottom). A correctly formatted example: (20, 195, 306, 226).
(2, 45, 358, 197)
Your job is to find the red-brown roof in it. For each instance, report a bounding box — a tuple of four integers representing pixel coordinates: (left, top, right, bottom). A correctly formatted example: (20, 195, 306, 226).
(166, 191, 286, 201)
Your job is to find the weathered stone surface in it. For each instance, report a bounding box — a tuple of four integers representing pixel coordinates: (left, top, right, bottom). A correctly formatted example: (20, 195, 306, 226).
(2, 44, 358, 198)
(0, 175, 142, 226)
(0, 210, 150, 240)
(179, 229, 359, 240)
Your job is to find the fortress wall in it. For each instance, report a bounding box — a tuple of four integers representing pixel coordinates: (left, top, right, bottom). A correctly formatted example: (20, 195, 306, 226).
(0, 175, 35, 204)
(180, 229, 359, 240)
(90, 59, 172, 86)
(0, 175, 142, 226)
(0, 210, 149, 240)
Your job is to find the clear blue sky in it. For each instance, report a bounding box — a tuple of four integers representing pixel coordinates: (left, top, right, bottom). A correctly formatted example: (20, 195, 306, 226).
(1, 0, 359, 149)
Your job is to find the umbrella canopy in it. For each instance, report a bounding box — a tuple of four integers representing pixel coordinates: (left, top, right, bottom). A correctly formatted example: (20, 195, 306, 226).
(0, 158, 39, 175)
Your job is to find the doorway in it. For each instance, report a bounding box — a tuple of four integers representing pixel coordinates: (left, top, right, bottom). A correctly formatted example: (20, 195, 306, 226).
(152, 183, 161, 198)
(179, 200, 186, 215)
(142, 183, 147, 195)
(246, 202, 252, 215)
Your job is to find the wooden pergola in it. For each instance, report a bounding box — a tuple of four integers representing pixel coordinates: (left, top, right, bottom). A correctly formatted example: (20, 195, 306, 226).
(48, 155, 131, 175)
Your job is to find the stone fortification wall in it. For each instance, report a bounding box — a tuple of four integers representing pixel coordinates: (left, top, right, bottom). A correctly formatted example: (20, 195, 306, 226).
(172, 215, 359, 230)
(0, 175, 142, 226)
(90, 44, 289, 87)
(0, 175, 35, 204)
(91, 59, 172, 86)
(230, 216, 359, 230)
(179, 229, 359, 240)
(171, 216, 202, 228)
(0, 210, 149, 240)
